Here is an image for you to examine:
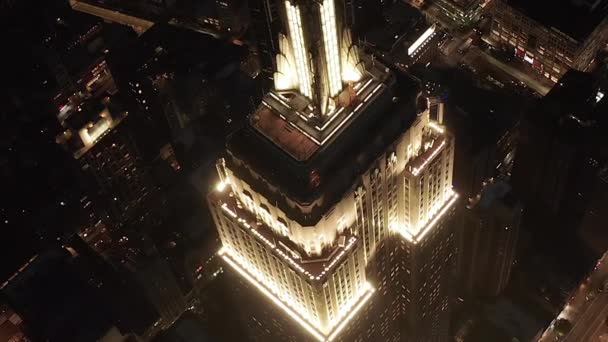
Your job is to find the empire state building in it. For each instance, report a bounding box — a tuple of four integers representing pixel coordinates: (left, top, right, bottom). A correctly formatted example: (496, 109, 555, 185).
(208, 1, 458, 341)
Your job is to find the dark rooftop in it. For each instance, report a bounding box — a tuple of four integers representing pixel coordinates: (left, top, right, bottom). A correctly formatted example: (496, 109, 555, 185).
(507, 0, 608, 41)
(252, 103, 320, 161)
(108, 23, 246, 77)
(471, 180, 515, 210)
(541, 70, 608, 123)
(365, 2, 425, 52)
(1, 249, 114, 342)
(531, 70, 608, 144)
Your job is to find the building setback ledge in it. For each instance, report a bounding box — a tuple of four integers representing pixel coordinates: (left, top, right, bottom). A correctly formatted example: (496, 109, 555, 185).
(219, 249, 375, 341)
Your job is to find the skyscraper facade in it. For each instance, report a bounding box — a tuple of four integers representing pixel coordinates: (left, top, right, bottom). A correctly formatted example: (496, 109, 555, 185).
(458, 179, 521, 298)
(56, 94, 160, 228)
(511, 70, 608, 233)
(208, 1, 459, 340)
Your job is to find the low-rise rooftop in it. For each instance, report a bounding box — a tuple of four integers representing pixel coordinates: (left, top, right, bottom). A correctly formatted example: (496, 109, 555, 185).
(56, 96, 127, 159)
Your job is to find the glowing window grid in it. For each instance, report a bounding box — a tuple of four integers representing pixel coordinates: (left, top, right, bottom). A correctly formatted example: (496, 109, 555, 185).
(216, 194, 368, 332)
(391, 190, 459, 244)
(219, 248, 375, 341)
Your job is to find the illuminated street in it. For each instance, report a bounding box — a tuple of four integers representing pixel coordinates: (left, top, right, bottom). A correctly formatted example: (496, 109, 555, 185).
(464, 47, 552, 95)
(538, 252, 608, 341)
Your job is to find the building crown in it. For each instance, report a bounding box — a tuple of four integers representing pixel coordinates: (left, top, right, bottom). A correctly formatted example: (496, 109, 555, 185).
(274, 0, 364, 117)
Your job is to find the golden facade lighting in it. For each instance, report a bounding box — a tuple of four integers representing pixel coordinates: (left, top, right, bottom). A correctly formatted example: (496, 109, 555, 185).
(416, 191, 459, 242)
(209, 0, 457, 333)
(219, 251, 326, 341)
(340, 29, 363, 83)
(428, 121, 445, 134)
(320, 0, 342, 97)
(220, 248, 375, 342)
(285, 1, 312, 99)
(412, 139, 446, 176)
(274, 34, 300, 91)
(276, 0, 363, 116)
(390, 191, 459, 244)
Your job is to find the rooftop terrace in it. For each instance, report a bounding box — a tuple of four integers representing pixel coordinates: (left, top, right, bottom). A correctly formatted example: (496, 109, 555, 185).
(226, 62, 421, 226)
(252, 58, 392, 162)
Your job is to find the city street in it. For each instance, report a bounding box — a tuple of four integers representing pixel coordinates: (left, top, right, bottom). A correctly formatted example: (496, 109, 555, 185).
(465, 48, 552, 95)
(438, 39, 552, 96)
(566, 295, 608, 341)
(422, 2, 553, 97)
(538, 253, 608, 341)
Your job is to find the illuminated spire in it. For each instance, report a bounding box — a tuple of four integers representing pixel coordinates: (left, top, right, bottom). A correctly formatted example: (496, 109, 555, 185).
(274, 0, 363, 116)
(320, 0, 342, 98)
(283, 0, 313, 99)
(340, 28, 363, 82)
(274, 34, 299, 91)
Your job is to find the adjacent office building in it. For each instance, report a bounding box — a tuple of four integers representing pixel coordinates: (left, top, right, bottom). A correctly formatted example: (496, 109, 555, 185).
(435, 0, 484, 27)
(490, 0, 608, 82)
(208, 0, 459, 340)
(55, 91, 161, 228)
(365, 4, 441, 69)
(106, 23, 249, 159)
(511, 69, 608, 258)
(131, 254, 188, 329)
(68, 229, 189, 336)
(511, 69, 608, 232)
(400, 24, 441, 67)
(578, 165, 608, 258)
(69, 0, 248, 37)
(458, 179, 521, 298)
